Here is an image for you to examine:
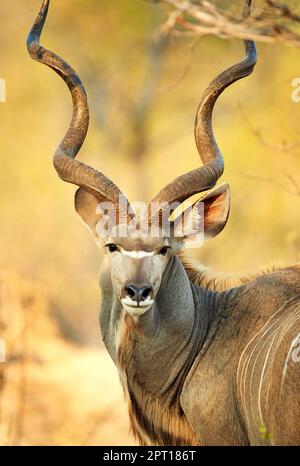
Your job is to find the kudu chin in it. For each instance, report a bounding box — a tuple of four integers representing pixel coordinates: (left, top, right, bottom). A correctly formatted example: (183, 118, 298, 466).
(28, 0, 300, 446)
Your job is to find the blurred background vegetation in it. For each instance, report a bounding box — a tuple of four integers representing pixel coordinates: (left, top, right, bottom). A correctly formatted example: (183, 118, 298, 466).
(0, 0, 299, 445)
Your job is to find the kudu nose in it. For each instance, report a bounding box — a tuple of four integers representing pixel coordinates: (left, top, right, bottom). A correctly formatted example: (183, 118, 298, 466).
(125, 284, 152, 304)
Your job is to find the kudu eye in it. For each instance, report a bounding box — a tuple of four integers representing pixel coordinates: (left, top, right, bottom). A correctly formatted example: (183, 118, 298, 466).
(158, 246, 170, 256)
(106, 243, 119, 253)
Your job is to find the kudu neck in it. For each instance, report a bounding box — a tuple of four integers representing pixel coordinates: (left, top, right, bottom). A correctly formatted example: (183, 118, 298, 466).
(99, 254, 226, 401)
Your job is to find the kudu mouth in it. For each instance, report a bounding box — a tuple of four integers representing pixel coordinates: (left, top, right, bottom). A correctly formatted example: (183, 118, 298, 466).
(121, 298, 154, 317)
(121, 283, 154, 316)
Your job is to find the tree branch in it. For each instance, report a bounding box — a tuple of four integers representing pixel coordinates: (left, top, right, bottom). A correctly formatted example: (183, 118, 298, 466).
(153, 0, 300, 47)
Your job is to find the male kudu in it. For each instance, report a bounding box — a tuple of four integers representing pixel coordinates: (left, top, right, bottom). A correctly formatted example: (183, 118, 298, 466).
(27, 0, 300, 445)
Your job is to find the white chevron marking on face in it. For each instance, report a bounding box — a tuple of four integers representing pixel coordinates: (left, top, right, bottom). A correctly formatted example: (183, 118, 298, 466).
(121, 250, 155, 258)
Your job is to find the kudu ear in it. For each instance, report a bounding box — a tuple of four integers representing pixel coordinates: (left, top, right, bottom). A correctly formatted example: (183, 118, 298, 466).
(74, 188, 101, 238)
(172, 183, 230, 242)
(201, 183, 230, 238)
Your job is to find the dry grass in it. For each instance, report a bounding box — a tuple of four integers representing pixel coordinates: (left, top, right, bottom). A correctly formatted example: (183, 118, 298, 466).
(0, 270, 135, 446)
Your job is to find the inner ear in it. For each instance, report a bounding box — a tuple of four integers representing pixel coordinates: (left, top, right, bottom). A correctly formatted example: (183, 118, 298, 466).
(171, 182, 230, 241)
(74, 188, 101, 236)
(202, 182, 230, 239)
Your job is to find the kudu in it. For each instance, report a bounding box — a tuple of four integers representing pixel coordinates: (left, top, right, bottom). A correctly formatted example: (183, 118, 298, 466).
(28, 0, 300, 446)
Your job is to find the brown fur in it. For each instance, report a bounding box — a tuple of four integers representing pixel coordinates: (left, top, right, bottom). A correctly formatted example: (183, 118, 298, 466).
(180, 265, 300, 445)
(178, 252, 288, 291)
(116, 312, 199, 446)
